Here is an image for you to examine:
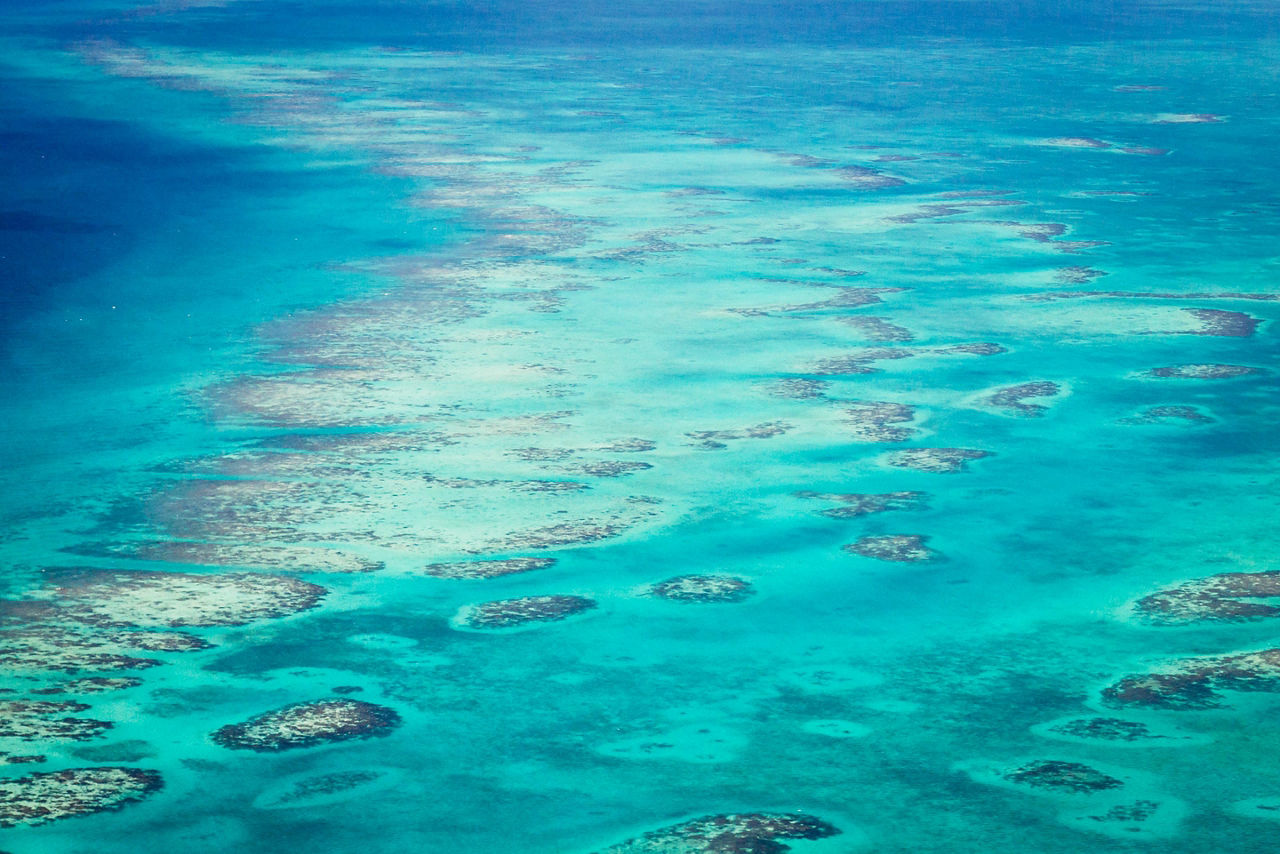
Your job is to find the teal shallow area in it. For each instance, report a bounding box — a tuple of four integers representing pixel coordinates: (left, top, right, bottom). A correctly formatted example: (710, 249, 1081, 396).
(2, 2, 1280, 852)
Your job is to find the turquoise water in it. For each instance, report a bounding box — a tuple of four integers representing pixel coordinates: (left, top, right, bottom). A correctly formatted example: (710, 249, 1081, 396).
(3, 1, 1280, 851)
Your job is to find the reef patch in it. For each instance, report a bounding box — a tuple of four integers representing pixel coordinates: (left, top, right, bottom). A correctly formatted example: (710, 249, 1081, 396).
(594, 812, 840, 854)
(650, 575, 754, 603)
(212, 698, 401, 752)
(44, 568, 327, 628)
(983, 382, 1061, 417)
(844, 535, 939, 562)
(884, 448, 991, 473)
(1004, 760, 1124, 793)
(1147, 363, 1261, 379)
(796, 490, 926, 519)
(421, 557, 555, 579)
(454, 595, 597, 630)
(0, 767, 162, 828)
(1135, 571, 1280, 624)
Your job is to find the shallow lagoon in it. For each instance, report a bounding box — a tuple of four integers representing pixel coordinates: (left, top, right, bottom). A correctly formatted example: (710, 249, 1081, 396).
(2, 1, 1280, 852)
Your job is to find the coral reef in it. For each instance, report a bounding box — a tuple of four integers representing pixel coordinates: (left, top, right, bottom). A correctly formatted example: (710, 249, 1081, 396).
(1136, 571, 1280, 624)
(1148, 364, 1260, 379)
(984, 382, 1060, 417)
(456, 595, 597, 629)
(595, 812, 840, 854)
(1045, 717, 1169, 743)
(650, 575, 754, 603)
(686, 422, 791, 450)
(1104, 648, 1280, 710)
(844, 401, 917, 442)
(421, 557, 555, 579)
(212, 698, 401, 752)
(844, 534, 939, 562)
(1120, 405, 1212, 425)
(0, 700, 112, 742)
(1183, 308, 1260, 337)
(795, 490, 926, 519)
(884, 448, 991, 473)
(0, 767, 162, 828)
(1004, 760, 1123, 793)
(44, 568, 327, 628)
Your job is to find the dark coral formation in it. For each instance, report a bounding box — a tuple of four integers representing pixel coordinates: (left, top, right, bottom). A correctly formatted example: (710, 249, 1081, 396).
(1183, 308, 1260, 337)
(595, 812, 840, 854)
(1047, 718, 1167, 743)
(844, 534, 939, 562)
(795, 490, 926, 519)
(1136, 572, 1280, 624)
(812, 348, 913, 376)
(840, 315, 915, 343)
(885, 448, 991, 473)
(1121, 405, 1212, 425)
(1103, 648, 1280, 710)
(457, 595, 597, 629)
(686, 422, 791, 450)
(0, 624, 204, 674)
(66, 540, 384, 574)
(0, 752, 45, 765)
(0, 767, 162, 828)
(269, 769, 386, 807)
(984, 381, 1061, 417)
(36, 677, 143, 695)
(1004, 760, 1123, 793)
(1085, 800, 1160, 823)
(570, 460, 653, 477)
(422, 557, 556, 579)
(1148, 363, 1261, 379)
(45, 568, 327, 628)
(212, 698, 401, 752)
(844, 401, 917, 442)
(1053, 266, 1108, 285)
(650, 574, 754, 603)
(935, 342, 1006, 356)
(0, 700, 112, 742)
(769, 378, 828, 399)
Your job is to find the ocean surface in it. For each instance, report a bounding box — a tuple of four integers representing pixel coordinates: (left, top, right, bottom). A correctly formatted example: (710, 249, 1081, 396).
(2, 1, 1280, 851)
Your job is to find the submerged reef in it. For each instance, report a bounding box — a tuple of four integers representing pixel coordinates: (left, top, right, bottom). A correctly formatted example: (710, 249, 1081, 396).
(1005, 760, 1123, 793)
(595, 812, 840, 854)
(1183, 308, 1260, 337)
(795, 490, 926, 519)
(884, 448, 991, 473)
(686, 422, 791, 450)
(840, 315, 915, 343)
(1053, 266, 1108, 284)
(1147, 364, 1261, 379)
(213, 698, 401, 752)
(1121, 405, 1213, 425)
(0, 700, 111, 742)
(1045, 718, 1170, 743)
(1136, 572, 1280, 624)
(844, 534, 939, 562)
(0, 624, 205, 673)
(0, 767, 162, 828)
(456, 595, 597, 629)
(844, 401, 917, 442)
(998, 763, 1121, 793)
(421, 557, 555, 579)
(983, 382, 1061, 417)
(650, 574, 754, 603)
(1104, 648, 1280, 710)
(44, 568, 327, 628)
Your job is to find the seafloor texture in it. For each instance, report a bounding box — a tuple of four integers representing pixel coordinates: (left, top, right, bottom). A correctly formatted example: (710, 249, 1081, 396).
(2, 0, 1280, 851)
